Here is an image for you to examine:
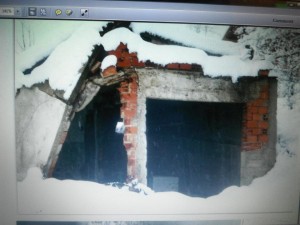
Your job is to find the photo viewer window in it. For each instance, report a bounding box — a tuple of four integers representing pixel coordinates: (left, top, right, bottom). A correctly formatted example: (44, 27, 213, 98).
(0, 1, 299, 225)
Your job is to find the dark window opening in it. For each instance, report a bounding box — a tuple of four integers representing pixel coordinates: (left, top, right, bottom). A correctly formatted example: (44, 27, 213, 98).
(146, 99, 244, 197)
(53, 85, 127, 184)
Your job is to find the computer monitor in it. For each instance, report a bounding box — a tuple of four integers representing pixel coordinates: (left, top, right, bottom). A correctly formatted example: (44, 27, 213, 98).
(0, 1, 299, 225)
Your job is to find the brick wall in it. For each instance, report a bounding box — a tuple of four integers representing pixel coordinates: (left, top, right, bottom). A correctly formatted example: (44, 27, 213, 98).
(110, 42, 271, 180)
(109, 43, 202, 71)
(242, 78, 270, 151)
(118, 74, 139, 179)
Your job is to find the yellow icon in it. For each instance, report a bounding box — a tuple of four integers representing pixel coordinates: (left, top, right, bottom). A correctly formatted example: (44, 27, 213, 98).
(55, 9, 62, 16)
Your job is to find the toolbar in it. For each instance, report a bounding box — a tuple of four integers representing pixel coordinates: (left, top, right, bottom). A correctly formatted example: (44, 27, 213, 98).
(0, 6, 89, 18)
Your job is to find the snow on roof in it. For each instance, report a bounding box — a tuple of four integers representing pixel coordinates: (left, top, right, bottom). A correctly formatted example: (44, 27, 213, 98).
(131, 22, 240, 56)
(15, 21, 273, 100)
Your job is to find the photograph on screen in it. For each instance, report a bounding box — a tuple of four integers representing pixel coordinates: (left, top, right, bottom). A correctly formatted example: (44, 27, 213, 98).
(14, 19, 299, 219)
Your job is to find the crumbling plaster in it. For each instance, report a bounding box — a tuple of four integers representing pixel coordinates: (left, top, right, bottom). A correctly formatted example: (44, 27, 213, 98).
(15, 87, 67, 181)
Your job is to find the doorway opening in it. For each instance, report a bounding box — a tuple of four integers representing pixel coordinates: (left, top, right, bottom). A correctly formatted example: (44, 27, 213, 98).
(146, 99, 244, 197)
(53, 85, 127, 184)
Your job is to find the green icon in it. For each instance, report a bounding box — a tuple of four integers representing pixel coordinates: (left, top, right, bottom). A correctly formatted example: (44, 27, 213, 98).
(55, 9, 62, 16)
(65, 9, 73, 16)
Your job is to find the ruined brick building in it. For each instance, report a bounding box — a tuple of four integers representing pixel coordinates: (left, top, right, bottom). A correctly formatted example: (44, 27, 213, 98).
(16, 23, 277, 197)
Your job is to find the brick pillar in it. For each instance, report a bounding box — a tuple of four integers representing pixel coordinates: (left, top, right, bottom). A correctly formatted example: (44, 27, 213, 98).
(242, 82, 270, 151)
(118, 75, 138, 180)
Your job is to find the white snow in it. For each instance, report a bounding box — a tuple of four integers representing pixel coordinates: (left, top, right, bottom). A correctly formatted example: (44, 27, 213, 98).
(15, 22, 107, 99)
(101, 55, 117, 70)
(131, 23, 240, 56)
(15, 22, 272, 100)
(101, 27, 272, 82)
(18, 153, 298, 216)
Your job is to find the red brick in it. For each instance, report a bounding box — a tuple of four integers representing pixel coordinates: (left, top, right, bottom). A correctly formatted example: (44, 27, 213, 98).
(111, 51, 122, 59)
(124, 118, 132, 126)
(124, 142, 135, 149)
(118, 87, 129, 94)
(258, 135, 268, 143)
(252, 128, 262, 135)
(253, 98, 267, 107)
(167, 63, 180, 70)
(126, 126, 138, 134)
(245, 113, 253, 121)
(258, 107, 268, 114)
(246, 121, 258, 128)
(124, 109, 137, 119)
(124, 133, 135, 143)
(180, 63, 192, 70)
(246, 135, 258, 142)
(247, 105, 258, 113)
(258, 121, 268, 129)
(121, 93, 137, 103)
(126, 102, 137, 109)
(253, 114, 262, 121)
(132, 56, 145, 67)
(117, 57, 131, 68)
(102, 65, 117, 77)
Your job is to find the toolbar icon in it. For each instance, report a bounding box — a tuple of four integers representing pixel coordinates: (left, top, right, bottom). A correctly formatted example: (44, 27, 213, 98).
(80, 8, 88, 17)
(15, 8, 22, 16)
(55, 9, 62, 16)
(40, 8, 47, 16)
(28, 7, 37, 16)
(65, 9, 73, 16)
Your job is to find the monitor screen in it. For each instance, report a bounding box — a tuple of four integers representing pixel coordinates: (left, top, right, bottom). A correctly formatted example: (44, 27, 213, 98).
(0, 1, 299, 225)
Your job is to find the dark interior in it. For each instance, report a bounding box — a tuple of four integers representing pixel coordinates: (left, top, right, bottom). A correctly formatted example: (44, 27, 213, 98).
(53, 86, 127, 184)
(146, 99, 244, 197)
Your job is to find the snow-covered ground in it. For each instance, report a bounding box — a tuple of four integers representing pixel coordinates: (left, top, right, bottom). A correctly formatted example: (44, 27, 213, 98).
(15, 20, 300, 224)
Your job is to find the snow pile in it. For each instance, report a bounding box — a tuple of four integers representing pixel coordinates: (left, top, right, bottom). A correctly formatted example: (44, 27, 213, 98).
(18, 152, 298, 215)
(131, 22, 243, 56)
(101, 27, 271, 82)
(15, 22, 273, 99)
(15, 22, 107, 99)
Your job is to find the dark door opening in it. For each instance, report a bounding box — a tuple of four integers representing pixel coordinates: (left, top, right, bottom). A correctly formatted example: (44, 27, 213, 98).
(53, 86, 127, 184)
(146, 99, 244, 197)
